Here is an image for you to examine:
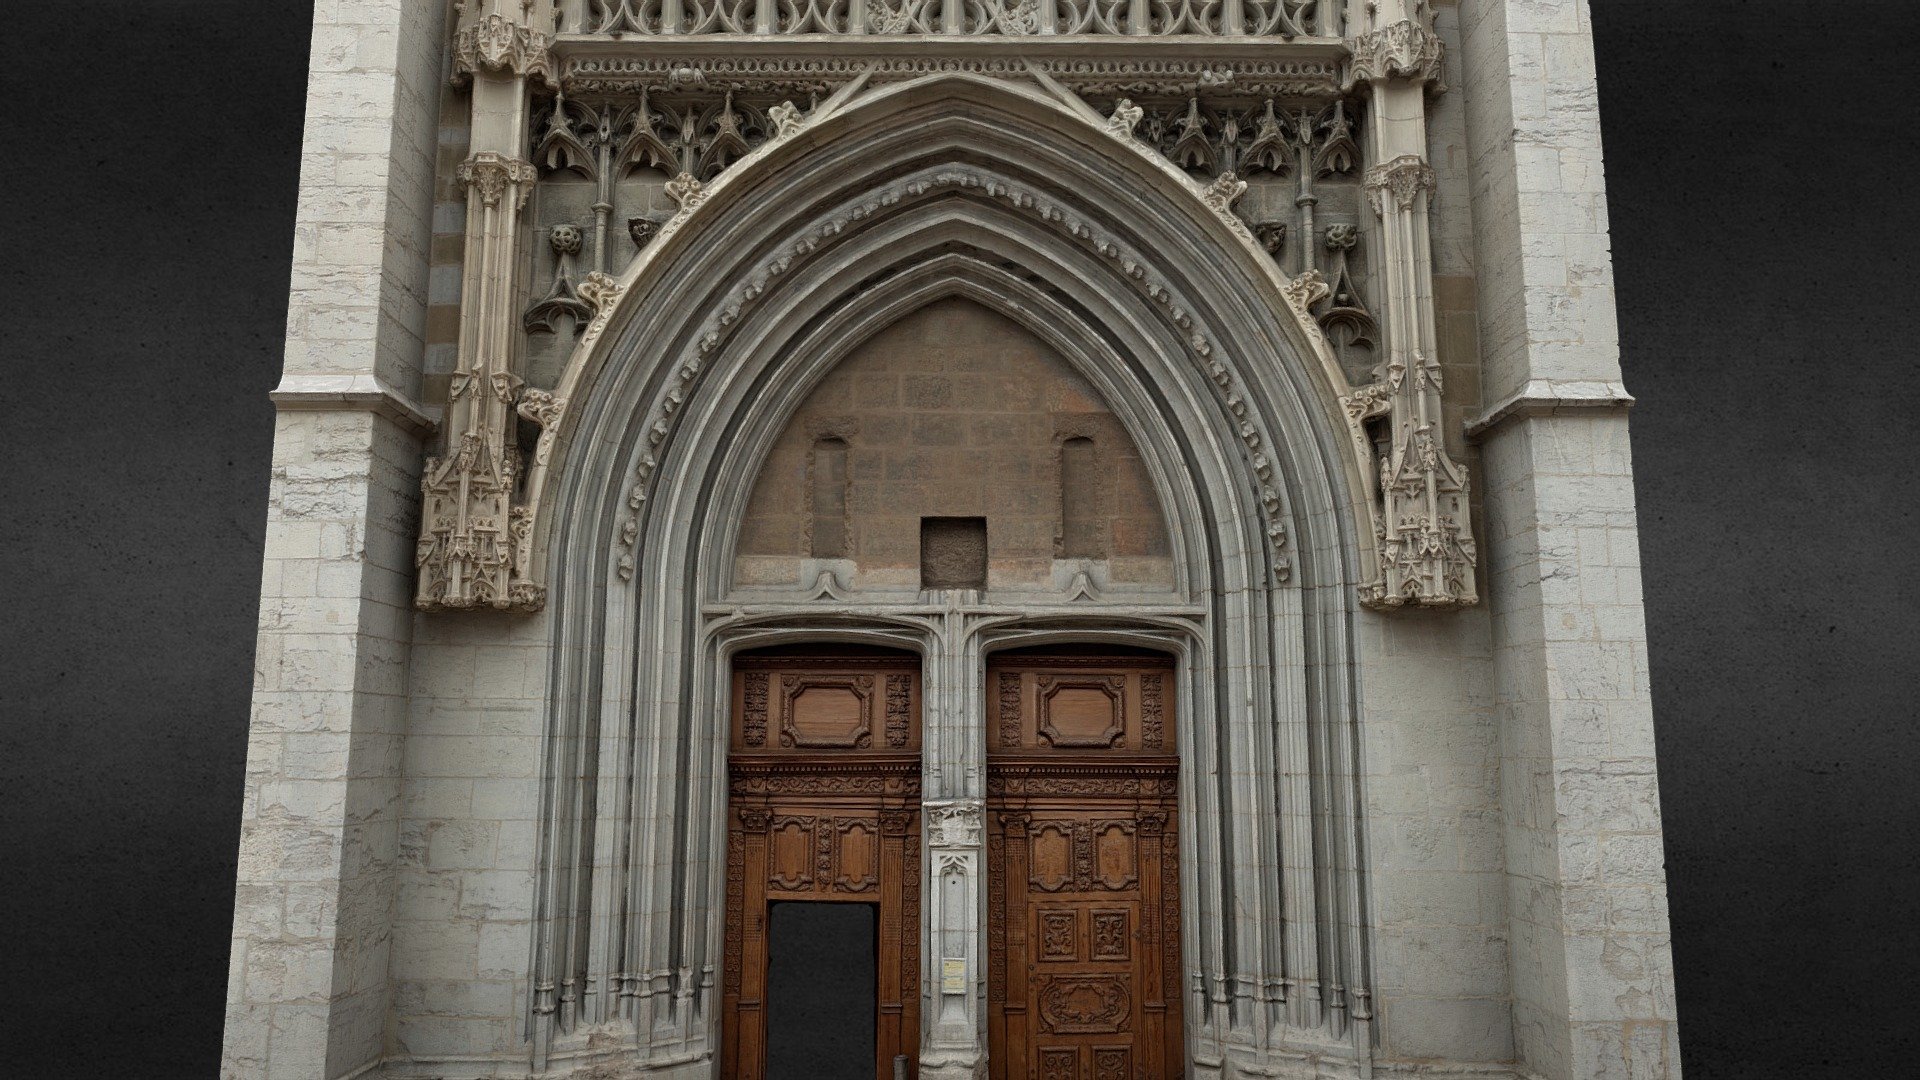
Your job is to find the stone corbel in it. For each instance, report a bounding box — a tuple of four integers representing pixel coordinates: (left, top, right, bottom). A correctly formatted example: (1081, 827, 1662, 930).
(451, 6, 557, 89)
(1354, 154, 1477, 608)
(416, 151, 544, 612)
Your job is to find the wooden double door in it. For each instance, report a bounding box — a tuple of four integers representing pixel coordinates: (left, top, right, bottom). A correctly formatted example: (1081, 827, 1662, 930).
(987, 652, 1183, 1080)
(721, 648, 1181, 1080)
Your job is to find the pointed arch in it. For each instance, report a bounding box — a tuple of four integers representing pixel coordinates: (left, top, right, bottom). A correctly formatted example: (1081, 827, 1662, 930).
(523, 75, 1381, 1077)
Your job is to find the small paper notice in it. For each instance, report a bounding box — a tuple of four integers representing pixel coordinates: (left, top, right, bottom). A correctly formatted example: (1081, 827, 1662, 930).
(941, 957, 967, 994)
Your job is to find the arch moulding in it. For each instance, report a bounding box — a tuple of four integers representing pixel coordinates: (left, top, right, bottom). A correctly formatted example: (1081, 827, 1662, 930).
(412, 73, 1483, 617)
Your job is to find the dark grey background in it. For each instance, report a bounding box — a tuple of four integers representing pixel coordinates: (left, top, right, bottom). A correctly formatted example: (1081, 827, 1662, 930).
(3, 0, 1914, 1075)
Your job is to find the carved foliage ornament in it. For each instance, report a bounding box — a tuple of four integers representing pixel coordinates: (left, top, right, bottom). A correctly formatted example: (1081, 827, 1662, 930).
(587, 0, 1319, 37)
(1346, 18, 1446, 90)
(452, 14, 554, 88)
(558, 55, 1345, 101)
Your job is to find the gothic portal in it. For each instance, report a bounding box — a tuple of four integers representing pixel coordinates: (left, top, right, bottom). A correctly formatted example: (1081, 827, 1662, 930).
(229, 2, 1680, 1079)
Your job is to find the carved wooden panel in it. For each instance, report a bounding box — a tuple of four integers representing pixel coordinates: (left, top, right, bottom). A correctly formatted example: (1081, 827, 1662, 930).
(1037, 675, 1127, 748)
(988, 656, 1171, 756)
(780, 673, 873, 748)
(987, 653, 1181, 1080)
(732, 653, 920, 754)
(725, 652, 923, 1080)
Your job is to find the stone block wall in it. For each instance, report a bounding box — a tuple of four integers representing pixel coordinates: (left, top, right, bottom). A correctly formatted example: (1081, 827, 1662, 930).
(1459, 0, 1681, 1076)
(224, 0, 446, 1074)
(734, 297, 1174, 593)
(226, 408, 425, 1080)
(387, 613, 552, 1067)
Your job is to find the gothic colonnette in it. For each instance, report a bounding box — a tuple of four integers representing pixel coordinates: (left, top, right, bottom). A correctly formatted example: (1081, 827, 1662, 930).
(228, 1, 1676, 1078)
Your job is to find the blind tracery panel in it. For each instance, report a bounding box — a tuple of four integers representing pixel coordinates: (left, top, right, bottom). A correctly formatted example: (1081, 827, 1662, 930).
(585, 0, 1330, 36)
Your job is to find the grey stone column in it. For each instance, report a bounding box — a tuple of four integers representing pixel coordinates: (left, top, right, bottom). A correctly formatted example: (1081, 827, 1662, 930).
(1459, 1, 1682, 1077)
(221, 0, 445, 1076)
(920, 601, 988, 1080)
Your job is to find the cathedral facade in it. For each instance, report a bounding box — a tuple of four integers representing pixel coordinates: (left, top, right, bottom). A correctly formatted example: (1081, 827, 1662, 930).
(226, 2, 1677, 1078)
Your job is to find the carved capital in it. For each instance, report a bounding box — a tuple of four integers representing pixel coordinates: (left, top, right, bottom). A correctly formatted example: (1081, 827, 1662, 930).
(452, 14, 554, 88)
(1364, 154, 1436, 215)
(458, 151, 538, 209)
(1347, 19, 1446, 90)
(925, 802, 984, 848)
(879, 809, 915, 837)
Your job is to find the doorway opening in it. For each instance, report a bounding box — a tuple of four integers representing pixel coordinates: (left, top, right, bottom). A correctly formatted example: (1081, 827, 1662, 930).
(764, 901, 878, 1079)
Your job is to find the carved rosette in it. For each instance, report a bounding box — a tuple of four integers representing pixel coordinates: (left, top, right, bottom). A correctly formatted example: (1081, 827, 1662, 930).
(1346, 19, 1446, 90)
(452, 13, 555, 89)
(1355, 154, 1478, 608)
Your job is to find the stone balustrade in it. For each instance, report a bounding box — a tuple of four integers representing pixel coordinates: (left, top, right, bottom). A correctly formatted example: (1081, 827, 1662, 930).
(574, 0, 1345, 37)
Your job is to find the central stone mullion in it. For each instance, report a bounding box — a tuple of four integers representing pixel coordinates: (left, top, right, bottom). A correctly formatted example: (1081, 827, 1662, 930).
(919, 595, 987, 1078)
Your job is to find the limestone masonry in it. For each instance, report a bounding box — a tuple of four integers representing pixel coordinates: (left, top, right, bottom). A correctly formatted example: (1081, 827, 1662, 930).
(227, 2, 1677, 1077)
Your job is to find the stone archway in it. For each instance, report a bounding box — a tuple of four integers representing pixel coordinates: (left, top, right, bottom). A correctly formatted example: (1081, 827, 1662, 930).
(522, 76, 1382, 1078)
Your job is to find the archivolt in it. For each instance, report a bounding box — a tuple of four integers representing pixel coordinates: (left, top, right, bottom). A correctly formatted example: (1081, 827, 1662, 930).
(524, 75, 1378, 1076)
(524, 74, 1378, 594)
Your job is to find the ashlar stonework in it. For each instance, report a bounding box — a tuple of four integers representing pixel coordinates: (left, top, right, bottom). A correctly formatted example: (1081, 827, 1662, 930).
(229, 1, 1678, 1078)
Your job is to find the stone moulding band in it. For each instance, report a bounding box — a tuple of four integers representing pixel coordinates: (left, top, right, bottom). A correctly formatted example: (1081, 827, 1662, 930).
(1464, 379, 1636, 441)
(551, 36, 1350, 98)
(269, 374, 439, 437)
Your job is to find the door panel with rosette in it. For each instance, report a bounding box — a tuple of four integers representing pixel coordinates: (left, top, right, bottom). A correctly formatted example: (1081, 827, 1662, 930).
(724, 649, 923, 1080)
(987, 652, 1182, 1080)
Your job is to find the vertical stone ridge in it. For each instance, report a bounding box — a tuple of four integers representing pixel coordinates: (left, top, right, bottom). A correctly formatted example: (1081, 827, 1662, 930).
(223, 0, 449, 1075)
(1460, 1, 1681, 1077)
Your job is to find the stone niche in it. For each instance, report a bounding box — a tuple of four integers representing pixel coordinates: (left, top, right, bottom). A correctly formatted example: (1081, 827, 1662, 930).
(733, 297, 1174, 594)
